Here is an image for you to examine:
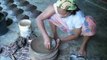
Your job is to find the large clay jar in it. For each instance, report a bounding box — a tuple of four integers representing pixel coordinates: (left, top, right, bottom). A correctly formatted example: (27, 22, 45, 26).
(29, 37, 58, 60)
(0, 12, 8, 36)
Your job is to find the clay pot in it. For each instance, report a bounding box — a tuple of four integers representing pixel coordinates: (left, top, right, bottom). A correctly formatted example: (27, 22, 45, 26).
(0, 47, 3, 53)
(29, 37, 58, 60)
(24, 4, 37, 11)
(30, 10, 42, 18)
(0, 12, 8, 36)
(2, 11, 8, 17)
(18, 0, 29, 6)
(6, 18, 13, 26)
(16, 14, 29, 21)
(8, 3, 17, 10)
(11, 8, 24, 16)
(0, 11, 13, 26)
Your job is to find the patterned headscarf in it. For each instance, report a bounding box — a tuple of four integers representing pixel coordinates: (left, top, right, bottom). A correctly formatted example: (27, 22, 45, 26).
(54, 0, 77, 10)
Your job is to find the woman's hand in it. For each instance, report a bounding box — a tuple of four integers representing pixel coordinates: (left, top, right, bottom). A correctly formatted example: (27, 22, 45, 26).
(55, 38, 61, 49)
(44, 37, 61, 50)
(44, 37, 51, 50)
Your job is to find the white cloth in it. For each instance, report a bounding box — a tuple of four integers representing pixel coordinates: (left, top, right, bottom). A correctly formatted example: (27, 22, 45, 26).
(64, 11, 85, 30)
(49, 4, 96, 36)
(50, 4, 85, 32)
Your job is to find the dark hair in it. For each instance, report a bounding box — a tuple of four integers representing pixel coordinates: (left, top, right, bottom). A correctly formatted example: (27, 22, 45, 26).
(66, 5, 80, 15)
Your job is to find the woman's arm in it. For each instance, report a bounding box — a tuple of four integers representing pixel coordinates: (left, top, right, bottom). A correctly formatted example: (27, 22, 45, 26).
(60, 28, 81, 42)
(36, 5, 55, 49)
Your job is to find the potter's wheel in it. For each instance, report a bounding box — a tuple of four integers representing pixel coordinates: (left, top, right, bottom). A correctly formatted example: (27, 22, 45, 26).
(31, 37, 51, 53)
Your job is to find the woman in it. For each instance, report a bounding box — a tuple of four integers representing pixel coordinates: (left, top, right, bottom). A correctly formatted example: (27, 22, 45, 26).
(36, 0, 96, 58)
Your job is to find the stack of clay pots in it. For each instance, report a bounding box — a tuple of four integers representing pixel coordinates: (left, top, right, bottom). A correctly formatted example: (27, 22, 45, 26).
(0, 0, 42, 35)
(0, 0, 41, 22)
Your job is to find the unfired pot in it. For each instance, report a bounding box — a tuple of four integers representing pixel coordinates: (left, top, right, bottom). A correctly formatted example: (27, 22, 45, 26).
(0, 12, 8, 36)
(29, 37, 58, 60)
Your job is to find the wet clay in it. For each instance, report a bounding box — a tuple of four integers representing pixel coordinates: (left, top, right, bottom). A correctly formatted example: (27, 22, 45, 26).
(31, 37, 52, 53)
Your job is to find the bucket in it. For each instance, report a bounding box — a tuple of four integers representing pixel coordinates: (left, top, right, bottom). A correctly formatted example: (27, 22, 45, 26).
(18, 19, 31, 38)
(29, 37, 58, 60)
(0, 12, 8, 36)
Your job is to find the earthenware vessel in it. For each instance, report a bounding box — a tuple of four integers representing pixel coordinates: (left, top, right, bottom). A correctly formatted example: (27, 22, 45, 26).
(0, 12, 8, 36)
(29, 37, 58, 60)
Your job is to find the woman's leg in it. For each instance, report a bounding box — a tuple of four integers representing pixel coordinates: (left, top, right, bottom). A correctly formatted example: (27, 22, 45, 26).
(79, 16, 96, 56)
(79, 36, 91, 56)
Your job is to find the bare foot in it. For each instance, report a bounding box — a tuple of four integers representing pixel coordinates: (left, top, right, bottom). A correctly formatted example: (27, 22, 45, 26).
(78, 48, 87, 56)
